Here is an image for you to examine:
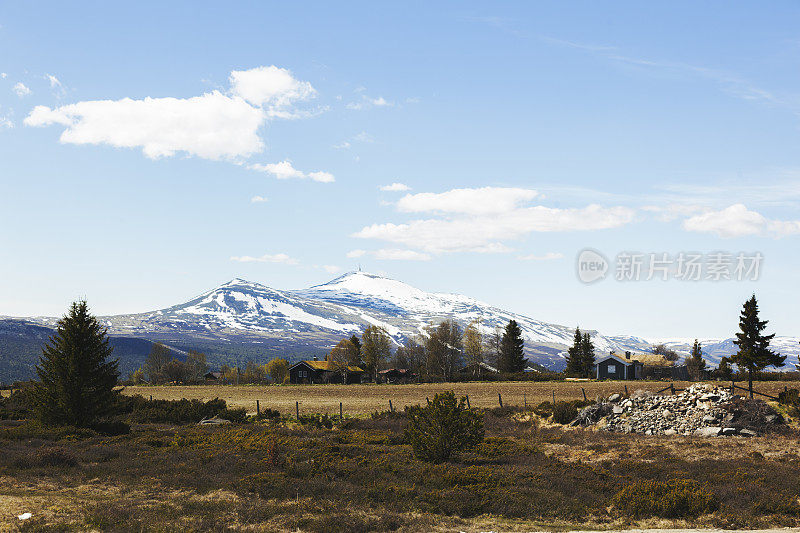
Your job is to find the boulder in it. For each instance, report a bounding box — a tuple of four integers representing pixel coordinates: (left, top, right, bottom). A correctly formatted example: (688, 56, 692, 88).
(694, 426, 722, 437)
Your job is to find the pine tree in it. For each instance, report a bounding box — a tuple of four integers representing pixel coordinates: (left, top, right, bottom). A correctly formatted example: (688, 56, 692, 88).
(686, 339, 707, 381)
(565, 327, 583, 376)
(31, 301, 120, 427)
(731, 294, 784, 397)
(349, 334, 362, 365)
(581, 332, 596, 378)
(499, 320, 526, 373)
(716, 357, 733, 381)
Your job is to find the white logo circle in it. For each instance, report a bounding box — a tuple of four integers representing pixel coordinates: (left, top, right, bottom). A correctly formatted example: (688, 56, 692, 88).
(576, 249, 609, 284)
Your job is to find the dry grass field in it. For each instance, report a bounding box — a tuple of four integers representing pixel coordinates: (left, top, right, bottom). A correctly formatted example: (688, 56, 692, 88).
(122, 380, 797, 416)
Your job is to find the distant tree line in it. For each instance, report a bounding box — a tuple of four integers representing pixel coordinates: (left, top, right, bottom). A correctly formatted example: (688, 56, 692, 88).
(321, 318, 531, 383)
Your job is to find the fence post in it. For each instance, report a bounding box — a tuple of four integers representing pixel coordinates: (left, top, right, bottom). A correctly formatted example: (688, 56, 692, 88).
(295, 401, 300, 420)
(582, 388, 587, 402)
(670, 383, 675, 395)
(731, 381, 735, 394)
(624, 385, 628, 397)
(749, 380, 753, 399)
(426, 397, 430, 405)
(340, 402, 343, 421)
(149, 395, 152, 401)
(256, 400, 260, 416)
(524, 393, 527, 409)
(552, 390, 555, 406)
(389, 399, 394, 412)
(466, 395, 470, 409)
(498, 393, 503, 408)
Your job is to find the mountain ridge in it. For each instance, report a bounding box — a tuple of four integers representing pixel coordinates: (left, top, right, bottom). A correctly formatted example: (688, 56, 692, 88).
(2, 271, 797, 381)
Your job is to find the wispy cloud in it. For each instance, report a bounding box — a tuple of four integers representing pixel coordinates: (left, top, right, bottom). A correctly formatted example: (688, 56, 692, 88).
(250, 195, 268, 203)
(13, 82, 30, 97)
(249, 160, 334, 183)
(379, 182, 410, 192)
(346, 93, 394, 110)
(230, 252, 299, 265)
(541, 36, 800, 116)
(518, 252, 564, 261)
(346, 248, 430, 261)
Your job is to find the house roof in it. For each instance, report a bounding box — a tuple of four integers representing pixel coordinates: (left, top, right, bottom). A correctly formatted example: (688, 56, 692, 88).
(290, 360, 364, 372)
(460, 362, 499, 373)
(378, 368, 410, 374)
(597, 353, 643, 366)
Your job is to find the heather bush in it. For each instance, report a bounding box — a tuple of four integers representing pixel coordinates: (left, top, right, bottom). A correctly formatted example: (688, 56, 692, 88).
(612, 478, 718, 518)
(404, 391, 483, 463)
(118, 395, 246, 424)
(552, 401, 578, 424)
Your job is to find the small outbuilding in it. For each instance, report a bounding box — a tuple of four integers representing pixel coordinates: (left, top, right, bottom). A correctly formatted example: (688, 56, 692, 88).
(595, 352, 643, 380)
(289, 360, 364, 384)
(458, 362, 499, 377)
(377, 368, 416, 384)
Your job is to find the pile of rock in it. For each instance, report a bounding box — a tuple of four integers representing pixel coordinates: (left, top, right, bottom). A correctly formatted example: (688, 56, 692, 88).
(573, 384, 782, 437)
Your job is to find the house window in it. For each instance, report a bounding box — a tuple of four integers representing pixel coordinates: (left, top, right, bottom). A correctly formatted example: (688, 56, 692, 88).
(607, 365, 616, 374)
(299, 370, 307, 378)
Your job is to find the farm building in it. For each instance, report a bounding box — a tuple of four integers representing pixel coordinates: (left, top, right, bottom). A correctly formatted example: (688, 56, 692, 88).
(377, 368, 416, 384)
(289, 360, 364, 384)
(458, 362, 499, 376)
(595, 352, 643, 380)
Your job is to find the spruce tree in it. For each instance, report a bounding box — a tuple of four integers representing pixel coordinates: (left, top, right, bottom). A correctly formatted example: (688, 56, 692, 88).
(565, 327, 583, 375)
(349, 334, 362, 365)
(499, 320, 526, 373)
(686, 339, 707, 381)
(731, 294, 784, 396)
(581, 332, 596, 378)
(31, 300, 120, 427)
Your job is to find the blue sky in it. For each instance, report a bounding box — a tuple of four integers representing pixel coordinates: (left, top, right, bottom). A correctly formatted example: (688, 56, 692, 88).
(1, 1, 799, 339)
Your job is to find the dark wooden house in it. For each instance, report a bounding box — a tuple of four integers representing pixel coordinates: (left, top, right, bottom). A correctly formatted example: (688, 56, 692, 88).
(289, 360, 364, 384)
(595, 353, 643, 380)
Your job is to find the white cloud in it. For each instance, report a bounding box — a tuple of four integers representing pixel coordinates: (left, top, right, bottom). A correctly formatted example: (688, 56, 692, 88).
(0, 116, 12, 129)
(0, 73, 7, 79)
(249, 160, 334, 183)
(379, 182, 410, 192)
(26, 92, 264, 160)
(355, 203, 634, 254)
(346, 249, 367, 258)
(396, 187, 539, 215)
(229, 66, 316, 118)
(229, 252, 299, 265)
(250, 195, 268, 203)
(24, 66, 317, 161)
(683, 204, 800, 238)
(333, 140, 351, 150)
(13, 82, 30, 97)
(518, 252, 564, 261)
(320, 265, 341, 274)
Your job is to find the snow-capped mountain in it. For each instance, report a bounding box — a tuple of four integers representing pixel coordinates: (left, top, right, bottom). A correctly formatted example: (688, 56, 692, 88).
(12, 271, 800, 373)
